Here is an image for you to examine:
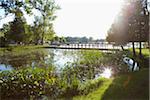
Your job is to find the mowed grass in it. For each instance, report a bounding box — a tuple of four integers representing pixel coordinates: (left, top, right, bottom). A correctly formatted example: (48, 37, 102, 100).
(135, 48, 150, 57)
(73, 69, 149, 100)
(129, 48, 150, 57)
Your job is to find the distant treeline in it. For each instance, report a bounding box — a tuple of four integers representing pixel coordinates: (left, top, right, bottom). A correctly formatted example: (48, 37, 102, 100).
(65, 37, 105, 43)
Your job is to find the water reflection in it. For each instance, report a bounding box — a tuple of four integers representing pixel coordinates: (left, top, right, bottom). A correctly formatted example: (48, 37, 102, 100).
(100, 68, 112, 78)
(0, 48, 114, 81)
(0, 64, 13, 71)
(52, 49, 79, 69)
(0, 49, 79, 71)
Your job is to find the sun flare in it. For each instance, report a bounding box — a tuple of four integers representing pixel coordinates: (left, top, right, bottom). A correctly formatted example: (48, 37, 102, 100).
(101, 68, 112, 78)
(54, 0, 123, 39)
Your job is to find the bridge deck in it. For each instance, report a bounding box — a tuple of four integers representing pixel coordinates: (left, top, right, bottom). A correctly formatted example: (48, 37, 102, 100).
(44, 46, 121, 51)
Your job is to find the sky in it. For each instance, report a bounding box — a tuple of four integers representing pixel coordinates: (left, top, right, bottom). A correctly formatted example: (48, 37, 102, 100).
(3, 0, 145, 39)
(53, 0, 124, 39)
(0, 0, 149, 39)
(0, 0, 123, 39)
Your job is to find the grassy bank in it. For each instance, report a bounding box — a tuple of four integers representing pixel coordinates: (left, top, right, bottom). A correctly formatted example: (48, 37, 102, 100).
(73, 78, 113, 100)
(0, 45, 46, 56)
(73, 68, 149, 100)
(0, 45, 46, 51)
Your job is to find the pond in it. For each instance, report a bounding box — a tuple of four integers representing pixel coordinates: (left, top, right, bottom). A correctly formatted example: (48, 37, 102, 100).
(0, 48, 126, 99)
(0, 48, 118, 79)
(0, 49, 80, 71)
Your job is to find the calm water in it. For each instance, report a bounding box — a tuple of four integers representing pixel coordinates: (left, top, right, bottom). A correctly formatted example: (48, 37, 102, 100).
(0, 48, 114, 79)
(0, 49, 80, 71)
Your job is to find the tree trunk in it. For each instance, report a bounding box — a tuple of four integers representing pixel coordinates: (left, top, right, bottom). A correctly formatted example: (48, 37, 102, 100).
(148, 41, 150, 49)
(41, 32, 44, 45)
(121, 45, 124, 51)
(132, 41, 136, 57)
(139, 41, 142, 56)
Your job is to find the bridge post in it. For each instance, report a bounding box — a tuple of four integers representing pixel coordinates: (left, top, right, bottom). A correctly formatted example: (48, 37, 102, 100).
(89, 44, 91, 48)
(81, 44, 83, 48)
(70, 44, 72, 48)
(72, 44, 74, 48)
(97, 43, 98, 49)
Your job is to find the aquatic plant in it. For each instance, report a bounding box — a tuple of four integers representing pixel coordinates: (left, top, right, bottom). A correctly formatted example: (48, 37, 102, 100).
(0, 67, 60, 99)
(0, 50, 132, 99)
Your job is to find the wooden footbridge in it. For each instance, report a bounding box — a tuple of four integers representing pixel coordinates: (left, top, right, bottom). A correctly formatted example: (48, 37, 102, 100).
(45, 43, 127, 51)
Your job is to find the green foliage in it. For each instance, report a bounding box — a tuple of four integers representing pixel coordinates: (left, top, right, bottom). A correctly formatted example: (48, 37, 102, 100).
(0, 67, 59, 98)
(0, 37, 8, 47)
(73, 78, 113, 100)
(106, 0, 149, 56)
(0, 49, 124, 99)
(79, 50, 128, 75)
(107, 0, 149, 44)
(31, 0, 59, 44)
(81, 50, 103, 65)
(0, 66, 108, 99)
(0, 0, 59, 45)
(5, 15, 27, 44)
(78, 78, 107, 96)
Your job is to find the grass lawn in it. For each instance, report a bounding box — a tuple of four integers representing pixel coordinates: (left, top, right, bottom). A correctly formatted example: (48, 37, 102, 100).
(135, 48, 150, 57)
(73, 68, 149, 100)
(129, 48, 150, 57)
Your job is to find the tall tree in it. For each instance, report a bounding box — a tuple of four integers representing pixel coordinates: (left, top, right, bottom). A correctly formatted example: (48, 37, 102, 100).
(5, 10, 27, 44)
(127, 0, 149, 56)
(0, 0, 59, 45)
(31, 0, 59, 44)
(0, 0, 32, 19)
(106, 0, 149, 57)
(31, 16, 43, 45)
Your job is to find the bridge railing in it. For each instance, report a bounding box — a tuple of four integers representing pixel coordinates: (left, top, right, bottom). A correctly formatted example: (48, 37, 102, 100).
(50, 43, 124, 50)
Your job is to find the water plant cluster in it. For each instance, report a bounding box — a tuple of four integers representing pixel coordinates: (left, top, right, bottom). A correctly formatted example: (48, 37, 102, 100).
(0, 50, 132, 99)
(0, 67, 108, 99)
